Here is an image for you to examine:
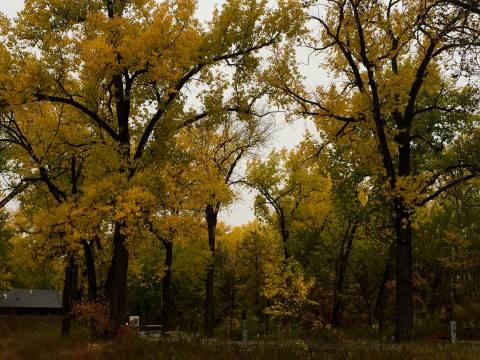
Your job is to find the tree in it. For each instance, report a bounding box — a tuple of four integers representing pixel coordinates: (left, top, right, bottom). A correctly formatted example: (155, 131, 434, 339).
(2, 0, 305, 327)
(139, 153, 205, 330)
(177, 102, 271, 336)
(219, 221, 280, 334)
(413, 181, 480, 325)
(0, 101, 107, 334)
(246, 147, 331, 259)
(267, 0, 480, 340)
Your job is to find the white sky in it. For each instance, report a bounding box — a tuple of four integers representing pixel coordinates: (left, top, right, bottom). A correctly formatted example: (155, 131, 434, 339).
(0, 0, 324, 226)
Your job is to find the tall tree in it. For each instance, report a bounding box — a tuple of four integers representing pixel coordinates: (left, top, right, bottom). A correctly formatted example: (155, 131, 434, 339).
(2, 0, 305, 326)
(0, 101, 106, 334)
(178, 104, 271, 336)
(267, 0, 480, 340)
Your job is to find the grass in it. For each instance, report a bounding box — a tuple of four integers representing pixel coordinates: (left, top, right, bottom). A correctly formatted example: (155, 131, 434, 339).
(1, 319, 480, 359)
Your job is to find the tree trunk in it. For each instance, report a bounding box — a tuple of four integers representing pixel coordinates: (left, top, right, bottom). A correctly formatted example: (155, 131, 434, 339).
(279, 216, 289, 259)
(394, 201, 413, 341)
(104, 0, 131, 328)
(82, 240, 97, 302)
(266, 298, 271, 335)
(105, 222, 129, 327)
(205, 204, 218, 337)
(351, 268, 374, 326)
(373, 242, 395, 333)
(161, 239, 173, 331)
(394, 126, 413, 341)
(61, 256, 78, 335)
(331, 222, 357, 327)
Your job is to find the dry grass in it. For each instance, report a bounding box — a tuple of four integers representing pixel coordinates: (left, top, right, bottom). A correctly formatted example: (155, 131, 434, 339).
(1, 318, 479, 360)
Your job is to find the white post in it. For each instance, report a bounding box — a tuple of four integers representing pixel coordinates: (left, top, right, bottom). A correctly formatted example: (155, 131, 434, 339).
(450, 321, 457, 343)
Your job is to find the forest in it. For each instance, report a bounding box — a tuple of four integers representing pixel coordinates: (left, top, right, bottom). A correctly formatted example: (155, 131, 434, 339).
(0, 0, 480, 358)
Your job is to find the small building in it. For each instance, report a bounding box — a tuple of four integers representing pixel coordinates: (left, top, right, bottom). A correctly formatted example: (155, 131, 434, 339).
(0, 288, 63, 316)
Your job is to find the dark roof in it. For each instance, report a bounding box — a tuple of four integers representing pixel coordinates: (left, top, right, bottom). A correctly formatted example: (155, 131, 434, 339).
(0, 288, 62, 309)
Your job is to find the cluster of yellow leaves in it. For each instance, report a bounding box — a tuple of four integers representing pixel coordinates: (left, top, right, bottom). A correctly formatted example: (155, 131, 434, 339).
(263, 259, 315, 319)
(0, 267, 11, 292)
(392, 174, 431, 207)
(247, 146, 332, 233)
(114, 186, 155, 223)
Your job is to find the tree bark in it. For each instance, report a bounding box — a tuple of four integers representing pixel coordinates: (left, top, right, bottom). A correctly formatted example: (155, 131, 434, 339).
(279, 215, 290, 259)
(205, 204, 218, 337)
(394, 200, 413, 341)
(82, 240, 97, 302)
(394, 128, 413, 341)
(331, 222, 357, 327)
(161, 239, 173, 331)
(61, 256, 78, 335)
(105, 222, 129, 327)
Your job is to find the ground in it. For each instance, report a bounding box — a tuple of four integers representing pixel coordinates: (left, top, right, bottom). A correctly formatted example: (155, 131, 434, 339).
(1, 319, 479, 359)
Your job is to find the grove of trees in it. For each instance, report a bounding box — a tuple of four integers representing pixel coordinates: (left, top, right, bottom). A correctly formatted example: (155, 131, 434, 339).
(0, 0, 479, 343)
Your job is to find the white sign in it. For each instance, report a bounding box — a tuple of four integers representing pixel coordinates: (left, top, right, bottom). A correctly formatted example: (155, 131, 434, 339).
(129, 315, 140, 328)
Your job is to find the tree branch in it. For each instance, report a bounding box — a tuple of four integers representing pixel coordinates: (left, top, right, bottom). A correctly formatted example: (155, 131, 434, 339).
(0, 181, 30, 208)
(36, 94, 120, 141)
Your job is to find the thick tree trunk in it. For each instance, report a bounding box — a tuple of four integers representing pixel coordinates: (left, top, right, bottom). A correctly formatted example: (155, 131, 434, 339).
(394, 201, 413, 341)
(331, 222, 357, 327)
(161, 240, 173, 331)
(106, 222, 129, 327)
(82, 240, 97, 302)
(104, 0, 131, 330)
(205, 204, 218, 337)
(61, 256, 78, 335)
(394, 123, 414, 341)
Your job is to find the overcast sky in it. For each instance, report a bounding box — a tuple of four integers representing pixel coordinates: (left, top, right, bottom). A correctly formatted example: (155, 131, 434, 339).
(0, 1, 320, 227)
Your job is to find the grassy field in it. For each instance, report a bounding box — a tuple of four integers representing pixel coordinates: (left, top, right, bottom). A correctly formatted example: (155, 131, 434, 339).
(1, 319, 479, 360)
